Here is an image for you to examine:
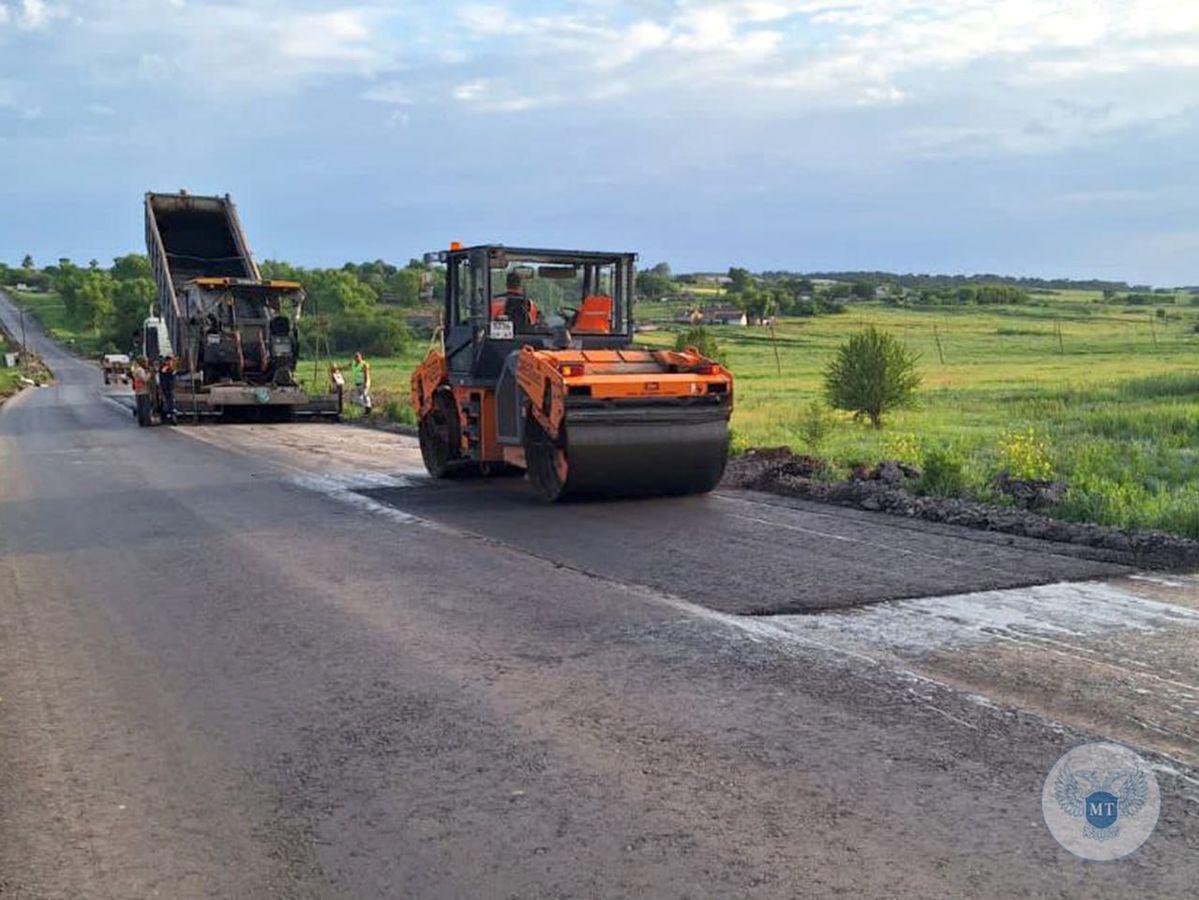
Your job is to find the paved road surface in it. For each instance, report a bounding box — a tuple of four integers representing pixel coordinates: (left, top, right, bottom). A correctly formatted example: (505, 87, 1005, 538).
(1, 289, 1197, 898)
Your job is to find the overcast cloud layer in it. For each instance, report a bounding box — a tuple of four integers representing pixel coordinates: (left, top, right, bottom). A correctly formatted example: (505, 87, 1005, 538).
(1, 0, 1197, 283)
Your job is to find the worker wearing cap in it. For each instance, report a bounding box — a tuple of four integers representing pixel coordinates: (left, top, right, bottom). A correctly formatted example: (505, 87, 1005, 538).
(501, 271, 536, 328)
(351, 351, 372, 413)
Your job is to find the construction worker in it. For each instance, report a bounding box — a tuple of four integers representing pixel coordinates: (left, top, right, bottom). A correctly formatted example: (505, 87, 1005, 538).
(130, 356, 150, 422)
(500, 270, 536, 328)
(350, 351, 372, 413)
(158, 355, 177, 424)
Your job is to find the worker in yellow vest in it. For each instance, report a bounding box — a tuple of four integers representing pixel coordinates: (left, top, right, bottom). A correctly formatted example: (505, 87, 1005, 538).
(350, 351, 372, 413)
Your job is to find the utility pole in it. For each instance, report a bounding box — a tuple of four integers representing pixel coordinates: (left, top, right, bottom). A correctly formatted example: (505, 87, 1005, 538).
(19, 305, 28, 374)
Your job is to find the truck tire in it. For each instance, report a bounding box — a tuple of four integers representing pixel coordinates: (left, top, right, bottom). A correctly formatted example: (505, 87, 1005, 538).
(419, 390, 463, 478)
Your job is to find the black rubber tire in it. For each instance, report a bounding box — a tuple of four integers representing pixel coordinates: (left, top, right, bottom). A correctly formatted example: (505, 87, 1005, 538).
(524, 417, 567, 502)
(419, 390, 461, 478)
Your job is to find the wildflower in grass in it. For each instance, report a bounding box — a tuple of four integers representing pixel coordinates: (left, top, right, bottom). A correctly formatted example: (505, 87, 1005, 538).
(729, 428, 753, 456)
(996, 427, 1054, 481)
(882, 432, 921, 467)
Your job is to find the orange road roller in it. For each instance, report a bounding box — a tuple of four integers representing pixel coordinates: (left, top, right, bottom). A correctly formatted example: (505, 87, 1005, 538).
(410, 245, 733, 501)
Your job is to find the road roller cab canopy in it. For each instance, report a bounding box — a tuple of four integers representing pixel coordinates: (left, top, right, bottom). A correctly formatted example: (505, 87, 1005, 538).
(425, 245, 637, 379)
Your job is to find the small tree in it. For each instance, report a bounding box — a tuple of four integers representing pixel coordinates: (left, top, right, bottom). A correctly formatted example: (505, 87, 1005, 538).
(674, 325, 726, 365)
(21, 254, 33, 270)
(823, 326, 921, 428)
(636, 269, 672, 300)
(796, 400, 834, 454)
(726, 267, 752, 294)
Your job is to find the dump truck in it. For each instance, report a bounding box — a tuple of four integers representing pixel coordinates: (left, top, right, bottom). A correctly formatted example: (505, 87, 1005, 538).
(411, 245, 733, 500)
(101, 353, 130, 385)
(132, 191, 340, 425)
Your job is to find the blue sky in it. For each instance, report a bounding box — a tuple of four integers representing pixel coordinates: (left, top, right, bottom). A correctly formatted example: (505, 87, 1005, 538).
(1, 0, 1197, 284)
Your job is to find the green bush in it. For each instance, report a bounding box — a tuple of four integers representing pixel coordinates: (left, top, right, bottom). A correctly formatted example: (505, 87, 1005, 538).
(313, 309, 409, 356)
(919, 444, 967, 496)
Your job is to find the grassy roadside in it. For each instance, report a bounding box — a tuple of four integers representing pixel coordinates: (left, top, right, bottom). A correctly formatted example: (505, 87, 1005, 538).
(0, 330, 40, 400)
(3, 289, 111, 357)
(0, 366, 19, 400)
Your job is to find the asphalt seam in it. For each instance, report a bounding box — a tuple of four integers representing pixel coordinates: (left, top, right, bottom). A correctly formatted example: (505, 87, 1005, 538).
(724, 508, 1044, 580)
(714, 490, 1137, 570)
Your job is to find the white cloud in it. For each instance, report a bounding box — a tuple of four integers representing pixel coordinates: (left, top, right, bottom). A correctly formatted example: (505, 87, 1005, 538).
(364, 82, 412, 105)
(38, 2, 403, 96)
(277, 10, 379, 66)
(453, 79, 488, 101)
(7, 0, 1199, 161)
(0, 0, 67, 30)
(598, 20, 670, 68)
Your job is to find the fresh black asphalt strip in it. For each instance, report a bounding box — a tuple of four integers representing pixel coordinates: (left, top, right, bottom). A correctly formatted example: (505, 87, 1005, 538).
(360, 478, 1131, 615)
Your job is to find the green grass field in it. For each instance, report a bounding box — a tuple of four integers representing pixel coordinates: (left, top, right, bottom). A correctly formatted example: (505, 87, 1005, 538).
(351, 292, 1199, 537)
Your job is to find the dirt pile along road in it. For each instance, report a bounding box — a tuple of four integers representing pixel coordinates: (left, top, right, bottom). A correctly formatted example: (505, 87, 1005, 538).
(724, 446, 1199, 570)
(2, 286, 1197, 899)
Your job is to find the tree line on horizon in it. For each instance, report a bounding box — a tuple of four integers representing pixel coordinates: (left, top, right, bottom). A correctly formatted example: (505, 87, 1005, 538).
(0, 255, 444, 357)
(4, 253, 1190, 357)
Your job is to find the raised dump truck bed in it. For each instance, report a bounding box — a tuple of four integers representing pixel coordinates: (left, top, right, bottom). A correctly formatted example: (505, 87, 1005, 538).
(147, 191, 257, 287)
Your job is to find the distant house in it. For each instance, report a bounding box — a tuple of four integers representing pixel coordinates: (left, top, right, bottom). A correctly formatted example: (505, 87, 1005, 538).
(674, 308, 703, 325)
(702, 306, 748, 326)
(692, 273, 733, 287)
